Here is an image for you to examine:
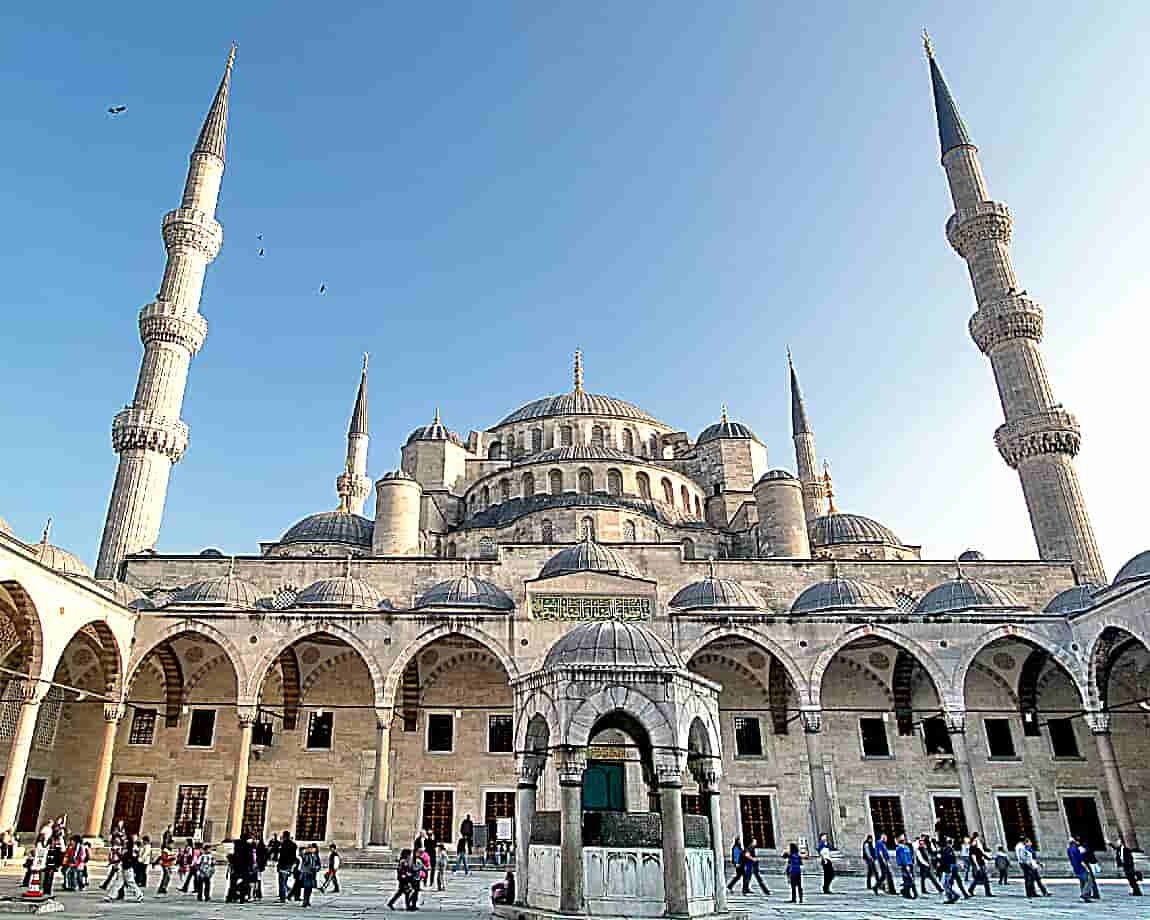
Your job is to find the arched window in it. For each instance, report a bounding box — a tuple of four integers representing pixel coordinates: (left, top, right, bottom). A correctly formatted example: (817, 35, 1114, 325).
(650, 434, 660, 458)
(662, 478, 674, 505)
(561, 425, 573, 447)
(607, 469, 623, 496)
(694, 495, 701, 518)
(446, 542, 457, 559)
(500, 478, 511, 502)
(682, 538, 695, 560)
(578, 468, 593, 495)
(549, 469, 563, 495)
(622, 429, 634, 454)
(581, 517, 595, 540)
(481, 486, 490, 507)
(522, 472, 535, 497)
(541, 520, 554, 543)
(637, 472, 651, 499)
(623, 520, 636, 542)
(681, 484, 691, 511)
(532, 428, 543, 452)
(479, 537, 496, 560)
(591, 425, 605, 448)
(488, 442, 502, 460)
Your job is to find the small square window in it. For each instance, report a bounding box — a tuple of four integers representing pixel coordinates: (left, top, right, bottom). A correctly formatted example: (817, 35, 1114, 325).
(186, 709, 216, 748)
(428, 713, 454, 753)
(734, 717, 763, 757)
(984, 718, 1016, 758)
(128, 709, 156, 746)
(252, 719, 274, 747)
(922, 717, 954, 755)
(1048, 718, 1080, 758)
(859, 718, 890, 758)
(488, 715, 513, 753)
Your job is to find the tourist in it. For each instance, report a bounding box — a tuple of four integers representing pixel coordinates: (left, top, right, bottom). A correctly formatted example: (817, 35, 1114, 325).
(1027, 839, 1050, 897)
(388, 848, 416, 911)
(297, 843, 321, 907)
(785, 843, 803, 904)
(1115, 837, 1142, 896)
(320, 843, 341, 893)
(817, 833, 834, 894)
(993, 844, 1010, 885)
(914, 835, 942, 894)
(968, 833, 992, 896)
(1082, 840, 1102, 900)
(725, 837, 744, 891)
(277, 830, 298, 902)
(154, 845, 175, 894)
(0, 828, 13, 868)
(939, 837, 961, 904)
(111, 836, 144, 903)
(194, 844, 216, 902)
(161, 825, 174, 851)
(894, 834, 916, 899)
(424, 828, 437, 888)
(228, 835, 253, 903)
(1068, 836, 1094, 902)
(137, 835, 152, 890)
(42, 833, 64, 896)
(436, 845, 448, 891)
(254, 836, 269, 900)
(461, 814, 474, 853)
(740, 837, 770, 895)
(176, 838, 195, 891)
(860, 834, 877, 892)
(874, 833, 894, 894)
(62, 834, 81, 891)
(491, 868, 515, 905)
(100, 834, 122, 891)
(455, 833, 470, 875)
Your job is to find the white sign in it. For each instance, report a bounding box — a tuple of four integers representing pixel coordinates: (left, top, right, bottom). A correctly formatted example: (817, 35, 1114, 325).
(497, 817, 514, 842)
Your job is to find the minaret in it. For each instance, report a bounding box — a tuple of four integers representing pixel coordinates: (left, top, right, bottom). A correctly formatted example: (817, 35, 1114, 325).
(336, 354, 372, 515)
(789, 350, 825, 526)
(95, 47, 235, 579)
(926, 34, 1105, 582)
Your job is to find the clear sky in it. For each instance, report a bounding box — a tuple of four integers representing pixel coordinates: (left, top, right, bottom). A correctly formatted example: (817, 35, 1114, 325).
(1, 2, 1147, 575)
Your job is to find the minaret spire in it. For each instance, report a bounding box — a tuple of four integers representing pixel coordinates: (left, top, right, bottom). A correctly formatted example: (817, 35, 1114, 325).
(336, 354, 372, 515)
(788, 351, 825, 526)
(96, 48, 235, 579)
(573, 350, 584, 395)
(928, 39, 1105, 582)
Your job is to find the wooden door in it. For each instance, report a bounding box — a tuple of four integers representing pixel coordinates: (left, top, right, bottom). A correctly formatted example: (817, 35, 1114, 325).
(16, 779, 45, 834)
(111, 782, 148, 837)
(1063, 796, 1105, 852)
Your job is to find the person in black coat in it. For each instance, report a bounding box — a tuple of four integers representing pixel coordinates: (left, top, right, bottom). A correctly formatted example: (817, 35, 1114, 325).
(1115, 838, 1142, 896)
(276, 832, 298, 903)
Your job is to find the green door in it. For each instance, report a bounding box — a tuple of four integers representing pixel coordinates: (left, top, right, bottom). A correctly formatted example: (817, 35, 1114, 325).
(582, 761, 625, 811)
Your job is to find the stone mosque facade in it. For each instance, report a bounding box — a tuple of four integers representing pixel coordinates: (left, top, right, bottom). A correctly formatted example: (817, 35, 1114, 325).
(2, 39, 1150, 877)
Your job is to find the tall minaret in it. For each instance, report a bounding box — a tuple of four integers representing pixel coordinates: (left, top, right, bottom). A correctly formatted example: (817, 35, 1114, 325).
(336, 354, 372, 515)
(926, 34, 1105, 583)
(95, 48, 235, 579)
(789, 350, 825, 526)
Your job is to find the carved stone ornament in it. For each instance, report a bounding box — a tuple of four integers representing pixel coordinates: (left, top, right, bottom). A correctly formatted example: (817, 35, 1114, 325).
(103, 702, 127, 723)
(968, 295, 1044, 354)
(946, 201, 1013, 257)
(517, 752, 546, 786)
(800, 709, 822, 734)
(654, 750, 685, 786)
(943, 710, 966, 734)
(556, 748, 587, 784)
(994, 408, 1082, 467)
(161, 208, 223, 261)
(1083, 710, 1111, 735)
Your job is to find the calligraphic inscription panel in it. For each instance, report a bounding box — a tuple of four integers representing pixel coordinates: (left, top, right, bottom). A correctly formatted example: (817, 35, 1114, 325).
(530, 595, 651, 621)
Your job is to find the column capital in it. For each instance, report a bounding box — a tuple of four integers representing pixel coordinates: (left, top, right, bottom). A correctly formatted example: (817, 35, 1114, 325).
(1084, 710, 1111, 735)
(688, 756, 722, 792)
(654, 749, 685, 787)
(374, 707, 394, 730)
(800, 708, 822, 734)
(7, 679, 47, 706)
(236, 705, 259, 725)
(555, 746, 586, 785)
(103, 703, 127, 723)
(517, 752, 547, 787)
(943, 708, 967, 734)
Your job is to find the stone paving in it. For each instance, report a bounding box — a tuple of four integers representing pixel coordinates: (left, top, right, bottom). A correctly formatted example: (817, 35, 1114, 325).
(0, 869, 1147, 919)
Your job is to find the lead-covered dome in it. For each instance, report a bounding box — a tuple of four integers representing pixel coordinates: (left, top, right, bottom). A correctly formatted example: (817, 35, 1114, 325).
(280, 511, 373, 548)
(34, 541, 93, 578)
(539, 538, 643, 581)
(415, 576, 514, 611)
(697, 410, 759, 445)
(756, 469, 797, 484)
(95, 579, 156, 610)
(810, 512, 901, 547)
(791, 576, 896, 614)
(406, 409, 463, 447)
(1043, 583, 1103, 615)
(171, 574, 260, 609)
(914, 576, 1024, 615)
(1113, 550, 1150, 587)
(296, 575, 384, 610)
(669, 573, 763, 611)
(530, 446, 634, 464)
(543, 621, 683, 669)
(498, 392, 664, 427)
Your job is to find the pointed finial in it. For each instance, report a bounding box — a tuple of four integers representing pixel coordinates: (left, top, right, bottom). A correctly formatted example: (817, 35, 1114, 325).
(954, 557, 964, 580)
(787, 345, 793, 368)
(227, 41, 238, 70)
(346, 554, 354, 579)
(831, 560, 840, 579)
(228, 555, 236, 577)
(194, 44, 236, 161)
(707, 556, 716, 580)
(721, 404, 729, 425)
(574, 351, 584, 395)
(362, 352, 369, 374)
(822, 460, 837, 513)
(922, 28, 933, 59)
(40, 517, 52, 546)
(433, 406, 441, 425)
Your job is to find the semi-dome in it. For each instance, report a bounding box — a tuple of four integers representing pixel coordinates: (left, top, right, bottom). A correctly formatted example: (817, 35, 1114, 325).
(756, 469, 797, 484)
(171, 575, 260, 608)
(697, 408, 759, 445)
(1043, 583, 1103, 615)
(94, 580, 156, 610)
(498, 392, 664, 427)
(280, 511, 372, 548)
(530, 446, 634, 464)
(914, 576, 1024, 615)
(669, 572, 763, 611)
(406, 410, 463, 447)
(34, 541, 93, 578)
(543, 620, 683, 669)
(791, 577, 896, 614)
(958, 549, 985, 561)
(810, 512, 901, 547)
(539, 538, 643, 581)
(415, 576, 514, 611)
(1113, 550, 1150, 587)
(296, 575, 383, 610)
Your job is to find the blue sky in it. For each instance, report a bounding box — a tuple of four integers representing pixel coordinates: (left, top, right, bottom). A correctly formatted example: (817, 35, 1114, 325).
(1, 2, 1147, 574)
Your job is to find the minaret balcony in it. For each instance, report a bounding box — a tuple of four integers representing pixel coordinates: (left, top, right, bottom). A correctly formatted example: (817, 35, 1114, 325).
(994, 409, 1081, 468)
(968, 294, 1044, 353)
(161, 208, 223, 260)
(946, 200, 1012, 256)
(138, 301, 208, 353)
(111, 408, 190, 462)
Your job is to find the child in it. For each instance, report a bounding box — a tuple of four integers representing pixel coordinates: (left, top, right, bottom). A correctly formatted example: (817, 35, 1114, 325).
(994, 845, 1010, 885)
(320, 843, 341, 893)
(436, 845, 448, 891)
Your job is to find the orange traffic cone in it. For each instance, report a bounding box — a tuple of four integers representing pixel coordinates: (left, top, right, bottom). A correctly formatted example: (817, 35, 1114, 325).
(22, 866, 44, 900)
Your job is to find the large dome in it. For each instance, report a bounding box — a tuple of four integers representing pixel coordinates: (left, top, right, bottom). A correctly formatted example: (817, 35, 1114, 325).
(914, 576, 1024, 615)
(415, 576, 514, 611)
(280, 511, 373, 548)
(539, 539, 643, 581)
(669, 573, 763, 611)
(791, 576, 896, 614)
(497, 392, 665, 427)
(1043, 583, 1103, 615)
(296, 575, 384, 610)
(171, 575, 260, 609)
(543, 621, 683, 669)
(529, 446, 635, 464)
(810, 512, 901, 547)
(1113, 550, 1150, 587)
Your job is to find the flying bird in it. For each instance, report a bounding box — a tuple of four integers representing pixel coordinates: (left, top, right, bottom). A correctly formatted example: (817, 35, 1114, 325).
(256, 233, 263, 240)
(107, 105, 127, 115)
(318, 284, 327, 295)
(258, 248, 265, 257)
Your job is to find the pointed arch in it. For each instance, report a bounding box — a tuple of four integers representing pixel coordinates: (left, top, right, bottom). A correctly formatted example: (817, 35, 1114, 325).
(62, 620, 123, 697)
(154, 643, 184, 728)
(955, 624, 1087, 708)
(566, 684, 675, 749)
(0, 581, 45, 682)
(247, 624, 385, 707)
(127, 621, 248, 706)
(809, 625, 950, 709)
(514, 687, 560, 753)
(684, 625, 809, 706)
(1086, 621, 1150, 711)
(277, 646, 301, 731)
(382, 623, 517, 712)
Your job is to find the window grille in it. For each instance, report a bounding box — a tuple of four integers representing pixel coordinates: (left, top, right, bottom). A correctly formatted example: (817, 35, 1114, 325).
(295, 787, 329, 841)
(738, 796, 776, 849)
(129, 709, 158, 746)
(173, 785, 208, 838)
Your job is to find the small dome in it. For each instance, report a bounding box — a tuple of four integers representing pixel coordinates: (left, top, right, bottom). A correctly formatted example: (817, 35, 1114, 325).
(810, 512, 901, 547)
(543, 621, 683, 669)
(756, 469, 797, 484)
(34, 542, 93, 578)
(697, 417, 759, 445)
(791, 577, 896, 614)
(914, 576, 1024, 615)
(171, 575, 260, 609)
(958, 549, 985, 561)
(296, 575, 383, 610)
(669, 574, 763, 611)
(498, 392, 664, 427)
(1043, 583, 1104, 615)
(1113, 550, 1150, 587)
(380, 469, 416, 482)
(280, 511, 373, 548)
(200, 548, 225, 557)
(415, 576, 514, 611)
(95, 580, 156, 610)
(530, 446, 634, 464)
(539, 538, 642, 581)
(406, 413, 463, 447)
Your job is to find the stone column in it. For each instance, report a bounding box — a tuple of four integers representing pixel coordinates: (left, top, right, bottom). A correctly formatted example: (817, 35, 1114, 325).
(945, 710, 984, 836)
(225, 707, 257, 841)
(557, 747, 586, 914)
(0, 682, 44, 832)
(516, 753, 545, 906)
(370, 709, 393, 845)
(693, 763, 727, 913)
(657, 753, 689, 918)
(801, 709, 834, 846)
(1086, 712, 1139, 849)
(85, 703, 125, 838)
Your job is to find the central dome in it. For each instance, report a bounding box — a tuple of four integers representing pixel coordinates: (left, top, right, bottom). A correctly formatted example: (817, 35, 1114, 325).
(497, 392, 664, 427)
(539, 538, 643, 580)
(543, 621, 684, 669)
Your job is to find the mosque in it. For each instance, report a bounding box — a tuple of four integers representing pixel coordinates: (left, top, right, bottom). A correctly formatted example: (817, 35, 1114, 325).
(1, 37, 1149, 900)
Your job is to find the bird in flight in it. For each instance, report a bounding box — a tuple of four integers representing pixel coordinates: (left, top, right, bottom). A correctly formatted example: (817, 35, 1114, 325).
(258, 248, 265, 257)
(318, 284, 327, 295)
(107, 105, 127, 115)
(256, 233, 263, 240)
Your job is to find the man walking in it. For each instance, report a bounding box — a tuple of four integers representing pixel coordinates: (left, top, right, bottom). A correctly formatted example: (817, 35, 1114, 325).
(895, 835, 916, 899)
(1068, 837, 1094, 902)
(725, 837, 744, 892)
(968, 833, 992, 896)
(1115, 837, 1142, 896)
(874, 834, 895, 894)
(861, 835, 877, 892)
(276, 831, 298, 903)
(939, 837, 962, 904)
(320, 843, 341, 893)
(740, 838, 770, 895)
(817, 833, 834, 894)
(914, 835, 942, 894)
